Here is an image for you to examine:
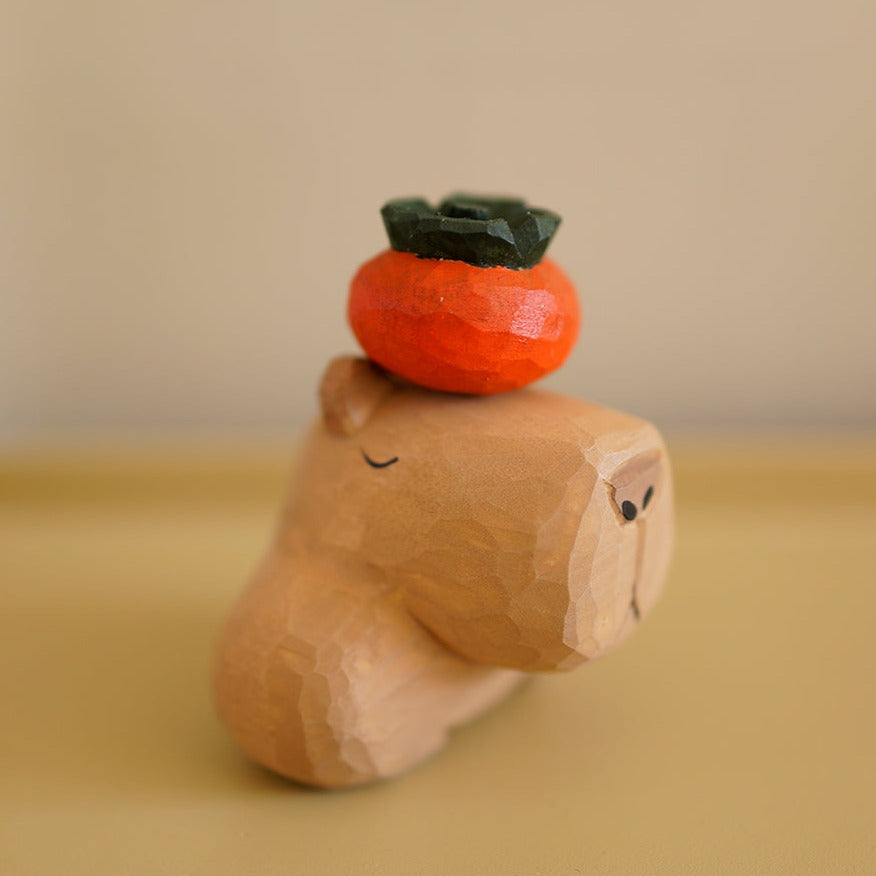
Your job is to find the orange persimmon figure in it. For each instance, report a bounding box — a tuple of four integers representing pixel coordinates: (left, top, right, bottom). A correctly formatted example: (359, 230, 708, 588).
(348, 195, 580, 394)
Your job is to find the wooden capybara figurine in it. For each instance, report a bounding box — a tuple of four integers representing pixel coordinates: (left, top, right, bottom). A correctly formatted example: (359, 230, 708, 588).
(212, 195, 674, 788)
(213, 359, 673, 787)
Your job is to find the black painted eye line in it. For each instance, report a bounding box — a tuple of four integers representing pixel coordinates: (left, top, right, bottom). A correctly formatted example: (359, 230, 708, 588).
(361, 450, 399, 469)
(642, 485, 654, 509)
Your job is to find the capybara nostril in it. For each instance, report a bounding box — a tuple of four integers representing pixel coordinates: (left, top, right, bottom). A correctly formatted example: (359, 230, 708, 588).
(610, 451, 663, 523)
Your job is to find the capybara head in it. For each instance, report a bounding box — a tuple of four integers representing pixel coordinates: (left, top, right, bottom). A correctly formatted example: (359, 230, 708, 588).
(279, 357, 673, 672)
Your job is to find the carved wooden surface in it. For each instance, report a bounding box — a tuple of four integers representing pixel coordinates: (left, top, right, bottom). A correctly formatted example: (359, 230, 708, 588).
(213, 357, 674, 786)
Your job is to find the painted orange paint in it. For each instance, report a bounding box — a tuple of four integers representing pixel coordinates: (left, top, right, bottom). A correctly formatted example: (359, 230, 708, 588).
(348, 250, 580, 394)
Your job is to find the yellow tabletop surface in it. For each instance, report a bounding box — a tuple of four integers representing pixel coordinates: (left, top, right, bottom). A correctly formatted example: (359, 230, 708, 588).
(2, 438, 875, 875)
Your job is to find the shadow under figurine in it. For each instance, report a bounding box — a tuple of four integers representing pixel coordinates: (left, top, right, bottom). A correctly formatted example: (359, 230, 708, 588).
(213, 195, 674, 788)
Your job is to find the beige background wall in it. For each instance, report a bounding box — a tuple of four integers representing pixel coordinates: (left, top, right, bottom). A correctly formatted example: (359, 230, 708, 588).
(1, 0, 874, 438)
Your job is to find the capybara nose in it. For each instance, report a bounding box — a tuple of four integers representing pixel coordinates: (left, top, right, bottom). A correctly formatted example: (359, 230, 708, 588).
(609, 450, 662, 523)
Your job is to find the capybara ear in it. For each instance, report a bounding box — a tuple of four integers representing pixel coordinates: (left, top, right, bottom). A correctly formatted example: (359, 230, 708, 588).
(319, 356, 394, 436)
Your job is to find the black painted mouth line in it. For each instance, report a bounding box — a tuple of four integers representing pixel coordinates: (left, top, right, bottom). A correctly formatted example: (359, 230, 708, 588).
(630, 518, 647, 621)
(630, 596, 641, 621)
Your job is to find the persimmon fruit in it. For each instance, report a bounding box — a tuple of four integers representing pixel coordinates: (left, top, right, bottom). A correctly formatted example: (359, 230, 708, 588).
(348, 249, 580, 395)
